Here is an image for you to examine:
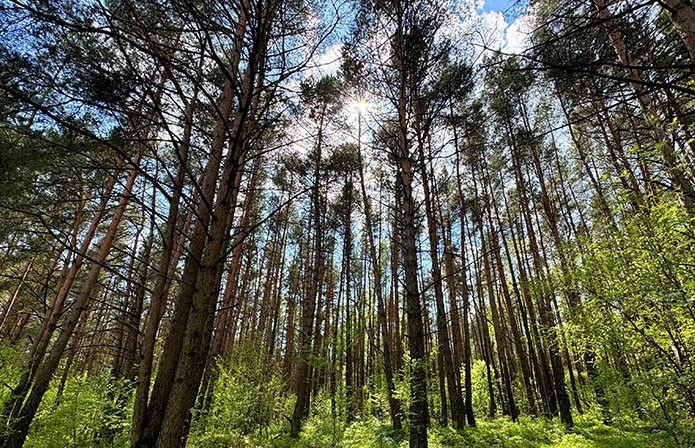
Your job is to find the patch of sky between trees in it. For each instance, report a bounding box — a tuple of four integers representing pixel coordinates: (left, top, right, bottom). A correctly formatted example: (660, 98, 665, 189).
(307, 0, 532, 79)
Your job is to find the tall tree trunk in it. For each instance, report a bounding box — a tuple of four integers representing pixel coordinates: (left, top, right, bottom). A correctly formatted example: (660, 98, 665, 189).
(415, 128, 466, 429)
(290, 101, 328, 438)
(0, 140, 146, 448)
(356, 127, 403, 429)
(344, 179, 354, 424)
(131, 86, 196, 444)
(452, 114, 476, 427)
(657, 0, 695, 63)
(593, 0, 695, 214)
(395, 62, 429, 448)
(135, 79, 236, 448)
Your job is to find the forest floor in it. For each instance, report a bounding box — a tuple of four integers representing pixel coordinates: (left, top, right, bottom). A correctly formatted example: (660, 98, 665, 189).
(264, 413, 680, 448)
(2, 344, 682, 448)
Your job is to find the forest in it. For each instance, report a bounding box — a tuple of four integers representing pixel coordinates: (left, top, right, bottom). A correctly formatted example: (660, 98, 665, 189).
(0, 0, 694, 447)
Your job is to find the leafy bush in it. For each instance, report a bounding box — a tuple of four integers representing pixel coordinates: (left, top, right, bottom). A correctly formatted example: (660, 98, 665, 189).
(470, 359, 492, 417)
(342, 417, 404, 448)
(188, 340, 288, 447)
(0, 343, 26, 405)
(566, 201, 695, 444)
(25, 372, 131, 448)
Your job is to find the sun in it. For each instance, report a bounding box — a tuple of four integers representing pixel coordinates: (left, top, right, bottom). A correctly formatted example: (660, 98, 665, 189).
(355, 97, 370, 114)
(347, 97, 371, 124)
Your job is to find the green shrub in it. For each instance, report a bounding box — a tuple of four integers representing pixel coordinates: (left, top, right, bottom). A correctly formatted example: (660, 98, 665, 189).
(0, 343, 26, 405)
(189, 340, 288, 447)
(25, 372, 131, 448)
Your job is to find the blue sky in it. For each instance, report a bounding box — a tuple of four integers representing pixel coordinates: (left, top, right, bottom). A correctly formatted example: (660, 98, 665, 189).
(482, 0, 527, 20)
(309, 0, 531, 77)
(482, 0, 514, 11)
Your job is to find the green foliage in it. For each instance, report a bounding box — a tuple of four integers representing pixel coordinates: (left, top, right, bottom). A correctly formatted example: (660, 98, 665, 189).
(566, 200, 695, 443)
(0, 344, 26, 404)
(342, 417, 403, 448)
(0, 344, 132, 447)
(25, 373, 131, 448)
(188, 340, 288, 447)
(276, 411, 675, 448)
(290, 404, 343, 447)
(470, 359, 492, 417)
(1, 343, 679, 447)
(452, 413, 676, 448)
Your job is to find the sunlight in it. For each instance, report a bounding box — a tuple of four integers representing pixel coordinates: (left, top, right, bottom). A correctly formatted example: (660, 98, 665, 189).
(354, 97, 370, 115)
(347, 97, 372, 126)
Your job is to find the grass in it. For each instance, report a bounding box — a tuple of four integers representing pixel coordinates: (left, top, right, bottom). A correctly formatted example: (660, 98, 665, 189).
(271, 412, 681, 448)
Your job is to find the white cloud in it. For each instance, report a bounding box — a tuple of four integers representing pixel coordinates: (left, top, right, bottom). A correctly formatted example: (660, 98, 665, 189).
(478, 11, 508, 52)
(304, 43, 343, 79)
(502, 12, 532, 54)
(453, 0, 533, 59)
